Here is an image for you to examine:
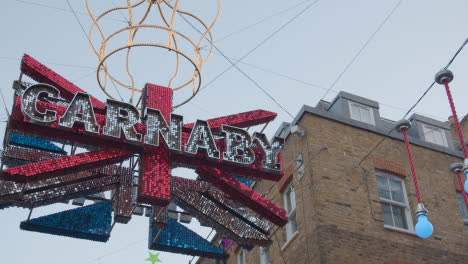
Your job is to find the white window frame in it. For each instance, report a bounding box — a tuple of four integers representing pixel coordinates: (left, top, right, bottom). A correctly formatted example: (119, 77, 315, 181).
(215, 239, 226, 264)
(348, 101, 375, 126)
(456, 193, 468, 235)
(237, 249, 245, 264)
(421, 123, 448, 147)
(260, 246, 271, 264)
(283, 184, 298, 242)
(376, 171, 414, 233)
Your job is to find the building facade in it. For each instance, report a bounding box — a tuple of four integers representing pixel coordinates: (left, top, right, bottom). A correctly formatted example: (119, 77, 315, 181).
(198, 91, 468, 264)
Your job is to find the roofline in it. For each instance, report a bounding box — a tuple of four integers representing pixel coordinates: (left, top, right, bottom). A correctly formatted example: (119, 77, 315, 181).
(275, 104, 464, 159)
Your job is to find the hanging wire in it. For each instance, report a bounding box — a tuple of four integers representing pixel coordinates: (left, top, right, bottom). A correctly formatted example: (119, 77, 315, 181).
(319, 0, 402, 101)
(72, 69, 97, 83)
(180, 0, 322, 119)
(89, 239, 147, 262)
(221, 56, 449, 121)
(355, 36, 468, 168)
(0, 56, 94, 69)
(213, 0, 313, 44)
(444, 38, 468, 70)
(65, 0, 125, 101)
(0, 85, 11, 117)
(198, 0, 321, 95)
(14, 0, 127, 22)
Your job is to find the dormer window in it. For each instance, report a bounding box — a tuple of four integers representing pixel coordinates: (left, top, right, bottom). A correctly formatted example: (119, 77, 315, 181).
(349, 101, 375, 125)
(421, 123, 448, 147)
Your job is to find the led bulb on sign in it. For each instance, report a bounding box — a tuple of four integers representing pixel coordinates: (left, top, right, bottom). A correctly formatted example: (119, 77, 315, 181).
(144, 108, 183, 151)
(184, 120, 220, 159)
(58, 92, 99, 134)
(103, 99, 142, 143)
(222, 125, 255, 165)
(253, 132, 284, 172)
(17, 83, 285, 172)
(21, 84, 60, 124)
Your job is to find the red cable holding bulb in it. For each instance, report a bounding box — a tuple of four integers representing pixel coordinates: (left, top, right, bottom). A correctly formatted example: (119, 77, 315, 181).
(444, 80, 468, 159)
(443, 79, 468, 213)
(401, 128, 422, 204)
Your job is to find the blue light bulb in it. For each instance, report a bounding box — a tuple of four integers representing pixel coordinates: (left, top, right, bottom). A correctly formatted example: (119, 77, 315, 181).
(464, 170, 468, 192)
(415, 215, 433, 239)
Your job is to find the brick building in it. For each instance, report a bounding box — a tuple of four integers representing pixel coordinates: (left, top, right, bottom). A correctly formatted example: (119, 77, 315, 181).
(197, 91, 468, 264)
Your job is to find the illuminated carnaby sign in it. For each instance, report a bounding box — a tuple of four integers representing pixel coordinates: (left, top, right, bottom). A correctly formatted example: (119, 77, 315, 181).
(19, 83, 284, 171)
(4, 54, 289, 230)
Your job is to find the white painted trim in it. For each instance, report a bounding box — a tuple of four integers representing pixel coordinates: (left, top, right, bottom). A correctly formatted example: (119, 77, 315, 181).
(348, 101, 376, 126)
(281, 231, 299, 252)
(376, 171, 414, 232)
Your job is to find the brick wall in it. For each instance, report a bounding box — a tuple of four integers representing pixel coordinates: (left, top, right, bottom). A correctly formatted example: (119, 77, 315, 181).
(203, 112, 468, 264)
(199, 112, 468, 264)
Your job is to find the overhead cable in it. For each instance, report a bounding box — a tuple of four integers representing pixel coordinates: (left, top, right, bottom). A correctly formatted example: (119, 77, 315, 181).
(355, 37, 468, 167)
(180, 0, 322, 118)
(319, 0, 402, 101)
(213, 0, 313, 44)
(65, 0, 124, 101)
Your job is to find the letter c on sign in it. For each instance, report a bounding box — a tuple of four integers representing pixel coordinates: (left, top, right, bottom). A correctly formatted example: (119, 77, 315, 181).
(21, 84, 60, 124)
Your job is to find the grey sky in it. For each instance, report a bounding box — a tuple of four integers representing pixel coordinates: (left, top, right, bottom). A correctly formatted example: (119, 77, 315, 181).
(1, 0, 468, 263)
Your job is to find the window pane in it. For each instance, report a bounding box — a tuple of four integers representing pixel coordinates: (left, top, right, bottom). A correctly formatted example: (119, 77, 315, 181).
(389, 179, 404, 203)
(359, 107, 371, 124)
(427, 130, 442, 145)
(350, 104, 361, 121)
(290, 185, 296, 209)
(260, 247, 270, 264)
(285, 185, 296, 213)
(381, 202, 394, 227)
(284, 194, 291, 214)
(392, 205, 408, 229)
(290, 215, 298, 234)
(434, 130, 447, 146)
(433, 131, 443, 145)
(424, 127, 435, 141)
(377, 173, 411, 231)
(349, 102, 374, 125)
(423, 124, 447, 147)
(376, 175, 390, 200)
(426, 132, 435, 143)
(286, 210, 297, 240)
(285, 190, 292, 213)
(238, 250, 245, 264)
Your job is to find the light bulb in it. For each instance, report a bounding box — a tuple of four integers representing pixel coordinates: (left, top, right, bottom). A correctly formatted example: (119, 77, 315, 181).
(464, 170, 468, 192)
(415, 215, 433, 239)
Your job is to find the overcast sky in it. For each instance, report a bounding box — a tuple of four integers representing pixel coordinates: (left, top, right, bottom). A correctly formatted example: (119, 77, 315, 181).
(1, 0, 468, 263)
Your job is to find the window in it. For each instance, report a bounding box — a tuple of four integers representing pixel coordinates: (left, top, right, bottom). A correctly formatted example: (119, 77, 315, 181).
(296, 153, 305, 180)
(215, 239, 226, 264)
(260, 246, 271, 264)
(284, 184, 297, 241)
(296, 153, 303, 168)
(457, 193, 468, 235)
(237, 249, 245, 264)
(422, 123, 448, 147)
(349, 101, 375, 125)
(376, 172, 413, 232)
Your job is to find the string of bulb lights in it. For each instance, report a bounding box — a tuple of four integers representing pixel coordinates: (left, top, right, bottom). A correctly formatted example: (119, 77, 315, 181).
(352, 37, 468, 239)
